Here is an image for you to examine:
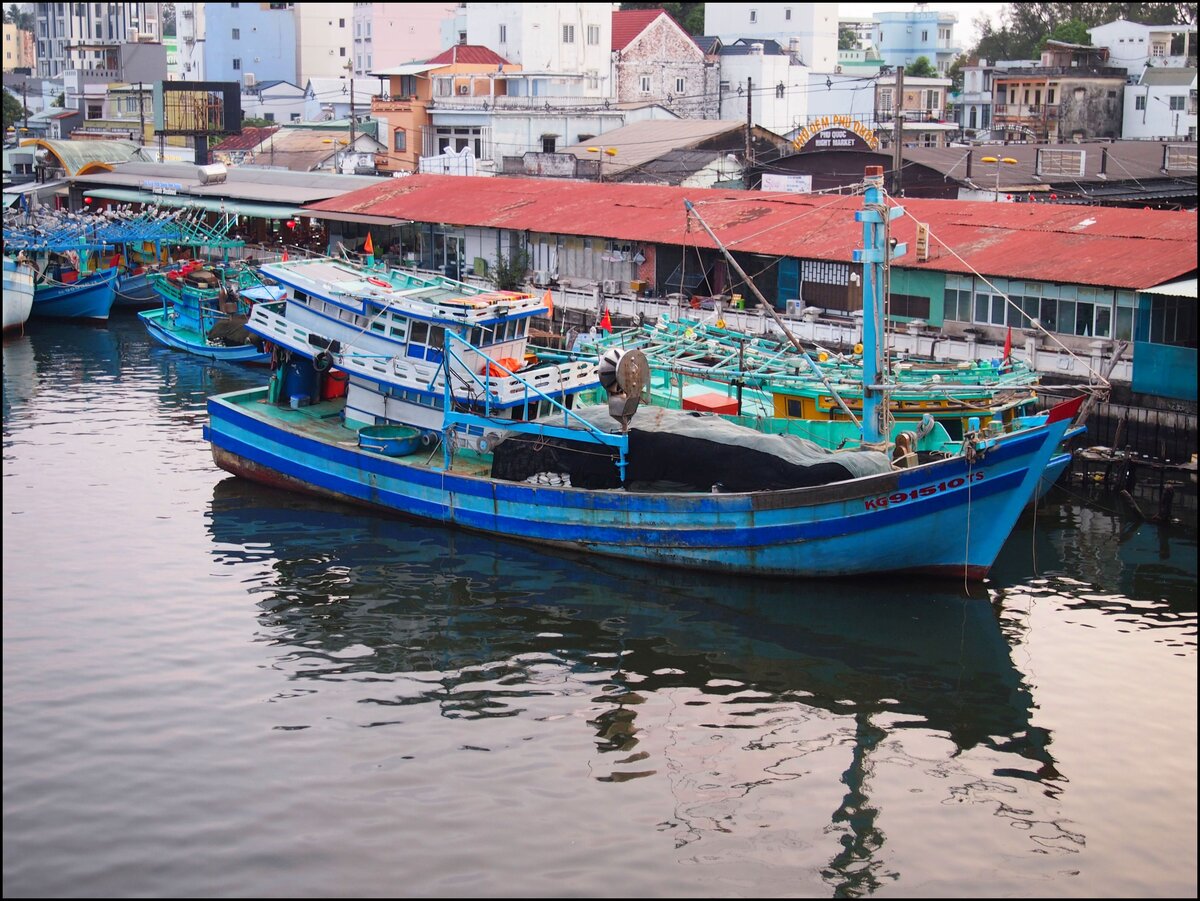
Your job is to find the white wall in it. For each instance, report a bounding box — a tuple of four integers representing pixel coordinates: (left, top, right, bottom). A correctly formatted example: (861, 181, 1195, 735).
(705, 2, 838, 71)
(1123, 78, 1198, 139)
(294, 6, 353, 82)
(721, 52, 808, 135)
(466, 2, 615, 96)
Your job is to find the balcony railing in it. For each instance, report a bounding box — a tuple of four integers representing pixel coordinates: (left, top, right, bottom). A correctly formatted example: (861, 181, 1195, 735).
(993, 103, 1059, 120)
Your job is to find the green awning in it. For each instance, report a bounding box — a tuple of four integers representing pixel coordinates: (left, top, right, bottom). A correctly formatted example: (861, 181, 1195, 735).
(83, 187, 306, 220)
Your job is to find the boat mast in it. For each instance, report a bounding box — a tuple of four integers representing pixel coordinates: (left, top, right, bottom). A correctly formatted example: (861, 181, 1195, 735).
(683, 199, 860, 429)
(853, 166, 906, 446)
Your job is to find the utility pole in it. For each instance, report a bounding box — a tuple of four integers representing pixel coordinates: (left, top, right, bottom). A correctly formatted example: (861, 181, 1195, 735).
(745, 77, 753, 166)
(891, 66, 904, 195)
(137, 81, 145, 145)
(345, 59, 355, 174)
(22, 81, 29, 130)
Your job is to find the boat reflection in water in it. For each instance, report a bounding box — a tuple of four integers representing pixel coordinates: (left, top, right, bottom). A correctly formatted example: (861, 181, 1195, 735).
(207, 478, 1070, 895)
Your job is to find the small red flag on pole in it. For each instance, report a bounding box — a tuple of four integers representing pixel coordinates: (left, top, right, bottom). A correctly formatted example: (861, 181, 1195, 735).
(281, 249, 289, 262)
(363, 232, 374, 255)
(1003, 325, 1013, 361)
(599, 309, 612, 333)
(542, 288, 554, 318)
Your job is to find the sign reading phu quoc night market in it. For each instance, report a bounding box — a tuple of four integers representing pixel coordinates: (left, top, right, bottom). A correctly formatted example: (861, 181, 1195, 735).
(791, 116, 880, 153)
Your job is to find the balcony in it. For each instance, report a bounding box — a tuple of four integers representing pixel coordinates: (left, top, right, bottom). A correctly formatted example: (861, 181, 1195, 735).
(993, 103, 1059, 120)
(372, 98, 422, 113)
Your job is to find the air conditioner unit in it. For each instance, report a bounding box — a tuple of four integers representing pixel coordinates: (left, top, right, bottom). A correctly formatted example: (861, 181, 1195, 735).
(243, 72, 256, 88)
(457, 84, 470, 95)
(602, 279, 619, 295)
(532, 269, 550, 286)
(785, 299, 803, 316)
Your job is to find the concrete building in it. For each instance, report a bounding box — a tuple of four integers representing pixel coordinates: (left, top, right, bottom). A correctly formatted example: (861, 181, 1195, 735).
(993, 42, 1127, 143)
(174, 1, 204, 81)
(351, 2, 457, 77)
(1088, 18, 1196, 74)
(704, 2, 837, 72)
(460, 2, 615, 99)
(293, 5, 353, 81)
(202, 2, 295, 89)
(1124, 67, 1198, 141)
(241, 79, 308, 126)
(303, 77, 377, 124)
(718, 40, 808, 138)
(4, 24, 36, 72)
(33, 2, 163, 78)
(872, 7, 960, 75)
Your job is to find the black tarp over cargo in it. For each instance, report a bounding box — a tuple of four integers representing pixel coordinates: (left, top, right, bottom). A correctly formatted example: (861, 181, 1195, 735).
(490, 405, 892, 491)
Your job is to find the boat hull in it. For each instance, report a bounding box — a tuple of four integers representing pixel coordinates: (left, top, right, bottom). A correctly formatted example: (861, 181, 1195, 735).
(3, 259, 35, 334)
(205, 388, 1069, 580)
(32, 269, 118, 321)
(139, 308, 270, 364)
(113, 269, 163, 307)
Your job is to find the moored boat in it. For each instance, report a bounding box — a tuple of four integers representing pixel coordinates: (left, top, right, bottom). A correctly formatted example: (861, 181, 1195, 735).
(204, 168, 1073, 581)
(3, 256, 35, 334)
(31, 265, 119, 321)
(141, 262, 279, 364)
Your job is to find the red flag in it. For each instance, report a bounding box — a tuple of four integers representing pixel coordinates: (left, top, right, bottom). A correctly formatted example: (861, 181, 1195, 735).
(281, 249, 289, 262)
(363, 232, 374, 255)
(542, 288, 554, 318)
(1003, 325, 1013, 361)
(599, 309, 612, 333)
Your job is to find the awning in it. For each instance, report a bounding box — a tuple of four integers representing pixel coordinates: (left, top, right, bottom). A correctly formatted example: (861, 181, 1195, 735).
(1142, 278, 1197, 298)
(83, 187, 306, 220)
(368, 63, 438, 77)
(298, 207, 410, 227)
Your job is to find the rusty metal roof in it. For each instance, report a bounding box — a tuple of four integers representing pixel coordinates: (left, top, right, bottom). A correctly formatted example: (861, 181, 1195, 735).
(303, 175, 1198, 290)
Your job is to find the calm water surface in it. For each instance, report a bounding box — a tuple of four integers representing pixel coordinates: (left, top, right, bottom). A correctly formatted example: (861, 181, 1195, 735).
(3, 316, 1196, 898)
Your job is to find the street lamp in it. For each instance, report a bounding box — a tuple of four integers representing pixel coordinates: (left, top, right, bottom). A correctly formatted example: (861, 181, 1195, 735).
(585, 145, 617, 182)
(980, 155, 1017, 202)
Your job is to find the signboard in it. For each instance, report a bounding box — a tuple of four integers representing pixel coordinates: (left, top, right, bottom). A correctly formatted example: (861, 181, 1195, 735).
(152, 81, 242, 137)
(141, 179, 183, 195)
(791, 116, 880, 153)
(761, 173, 813, 193)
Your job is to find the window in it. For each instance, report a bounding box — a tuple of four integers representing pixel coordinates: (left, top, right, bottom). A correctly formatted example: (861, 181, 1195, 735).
(922, 30, 928, 41)
(499, 23, 506, 43)
(785, 8, 792, 20)
(264, 112, 275, 122)
(587, 24, 599, 45)
(1136, 95, 1146, 110)
(86, 103, 102, 119)
(339, 47, 346, 56)
(676, 77, 685, 94)
(393, 129, 406, 151)
(750, 10, 757, 24)
(562, 24, 574, 44)
(541, 135, 556, 152)
(1169, 95, 1185, 110)
(232, 57, 241, 70)
(339, 18, 345, 27)
(639, 75, 650, 93)
(232, 28, 239, 39)
(1047, 88, 1055, 104)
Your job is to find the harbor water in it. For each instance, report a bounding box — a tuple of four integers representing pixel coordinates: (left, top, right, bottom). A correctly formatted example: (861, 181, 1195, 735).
(3, 316, 1196, 898)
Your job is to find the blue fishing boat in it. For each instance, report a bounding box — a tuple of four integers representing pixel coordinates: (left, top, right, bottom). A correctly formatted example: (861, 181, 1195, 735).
(31, 265, 119, 321)
(141, 263, 280, 364)
(204, 167, 1073, 580)
(3, 256, 35, 334)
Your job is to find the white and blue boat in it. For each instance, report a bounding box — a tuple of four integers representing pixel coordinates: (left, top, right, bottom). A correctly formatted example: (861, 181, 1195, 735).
(204, 167, 1074, 580)
(3, 256, 35, 334)
(31, 264, 119, 321)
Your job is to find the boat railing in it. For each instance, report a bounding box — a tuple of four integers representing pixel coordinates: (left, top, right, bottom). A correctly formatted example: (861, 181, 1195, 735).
(441, 330, 630, 481)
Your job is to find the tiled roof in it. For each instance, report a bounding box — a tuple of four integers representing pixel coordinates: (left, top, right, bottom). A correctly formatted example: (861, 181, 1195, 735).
(612, 9, 666, 52)
(425, 45, 510, 66)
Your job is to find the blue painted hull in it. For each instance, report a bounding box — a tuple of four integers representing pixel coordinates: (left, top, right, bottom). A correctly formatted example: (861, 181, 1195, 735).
(113, 270, 161, 307)
(32, 269, 118, 321)
(139, 308, 270, 364)
(205, 388, 1070, 580)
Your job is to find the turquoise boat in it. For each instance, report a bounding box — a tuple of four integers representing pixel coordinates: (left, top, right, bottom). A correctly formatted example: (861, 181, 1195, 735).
(204, 168, 1073, 581)
(141, 263, 279, 364)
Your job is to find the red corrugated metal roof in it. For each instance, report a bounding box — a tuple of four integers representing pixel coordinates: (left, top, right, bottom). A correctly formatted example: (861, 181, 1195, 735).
(304, 175, 1197, 290)
(426, 45, 510, 66)
(612, 9, 667, 51)
(211, 126, 279, 152)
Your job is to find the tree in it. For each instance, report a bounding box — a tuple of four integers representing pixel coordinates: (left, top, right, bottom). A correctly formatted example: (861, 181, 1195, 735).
(490, 248, 530, 292)
(3, 88, 29, 131)
(838, 26, 858, 51)
(4, 4, 34, 31)
(51, 92, 64, 108)
(906, 56, 938, 78)
(972, 3, 1195, 63)
(1040, 19, 1093, 51)
(161, 3, 176, 37)
(946, 54, 969, 95)
(619, 2, 705, 37)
